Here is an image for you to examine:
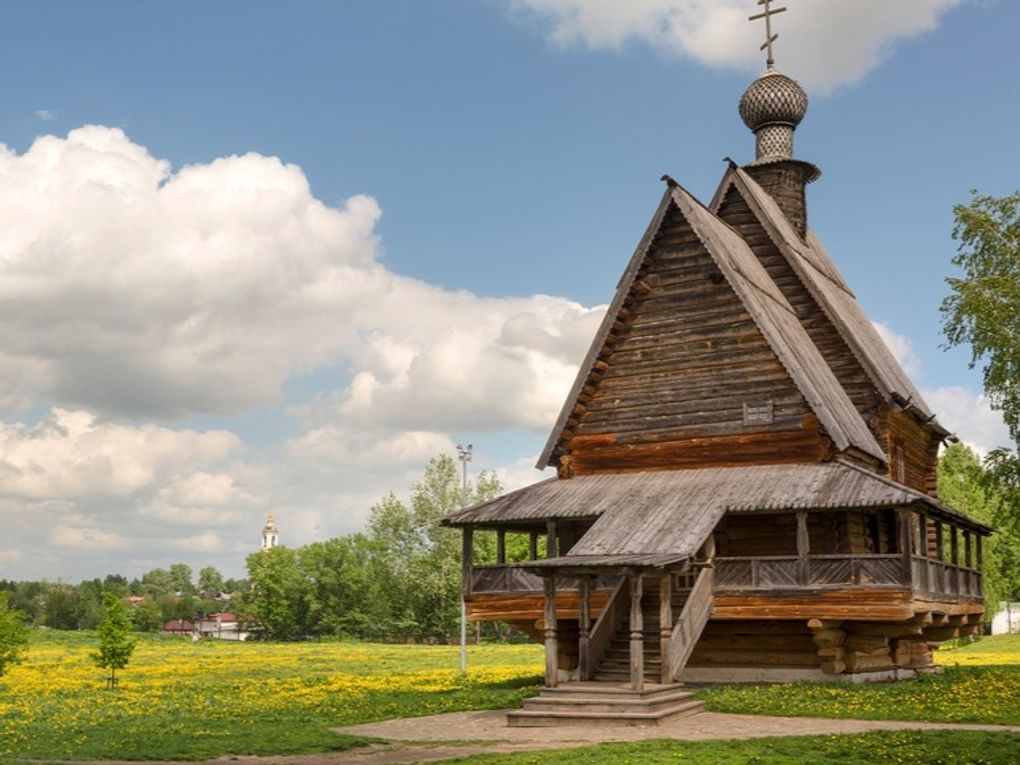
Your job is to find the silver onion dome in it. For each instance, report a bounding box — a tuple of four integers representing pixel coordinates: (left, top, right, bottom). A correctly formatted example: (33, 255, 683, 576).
(739, 69, 808, 130)
(739, 68, 808, 161)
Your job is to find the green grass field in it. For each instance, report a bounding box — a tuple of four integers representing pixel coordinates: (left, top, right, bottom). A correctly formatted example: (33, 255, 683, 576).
(1, 630, 1018, 762)
(429, 730, 1020, 765)
(697, 634, 1020, 725)
(0, 630, 543, 761)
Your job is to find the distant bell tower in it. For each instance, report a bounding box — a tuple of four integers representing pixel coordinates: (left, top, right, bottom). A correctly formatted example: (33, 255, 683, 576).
(261, 513, 279, 551)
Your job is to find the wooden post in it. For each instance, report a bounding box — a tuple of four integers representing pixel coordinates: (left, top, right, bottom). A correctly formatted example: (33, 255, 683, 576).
(703, 532, 716, 561)
(935, 521, 946, 594)
(898, 510, 913, 586)
(496, 529, 506, 565)
(529, 530, 539, 561)
(546, 521, 558, 559)
(659, 573, 673, 684)
(976, 534, 984, 570)
(543, 576, 558, 688)
(964, 530, 972, 568)
(950, 525, 961, 594)
(629, 574, 644, 692)
(796, 511, 810, 586)
(462, 527, 474, 597)
(578, 576, 591, 681)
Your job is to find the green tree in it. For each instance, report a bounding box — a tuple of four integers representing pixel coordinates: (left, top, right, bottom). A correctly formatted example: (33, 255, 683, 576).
(168, 563, 195, 595)
(197, 566, 225, 593)
(365, 454, 503, 641)
(939, 444, 1020, 611)
(141, 568, 174, 598)
(0, 592, 29, 677)
(242, 547, 309, 640)
(91, 593, 137, 689)
(941, 190, 1020, 445)
(131, 599, 164, 632)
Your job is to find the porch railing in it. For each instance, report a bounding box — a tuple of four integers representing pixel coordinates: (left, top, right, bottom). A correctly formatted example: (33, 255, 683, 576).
(715, 553, 981, 598)
(468, 565, 620, 595)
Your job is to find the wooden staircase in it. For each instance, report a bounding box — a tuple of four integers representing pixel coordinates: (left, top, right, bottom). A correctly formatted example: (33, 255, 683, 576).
(593, 577, 689, 683)
(508, 567, 715, 727)
(506, 682, 703, 727)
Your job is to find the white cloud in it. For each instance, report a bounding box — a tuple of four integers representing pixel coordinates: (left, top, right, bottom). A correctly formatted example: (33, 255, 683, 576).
(872, 321, 922, 377)
(504, 0, 966, 92)
(0, 409, 240, 501)
(50, 524, 128, 550)
(0, 126, 597, 433)
(922, 385, 1012, 456)
(34, 109, 54, 122)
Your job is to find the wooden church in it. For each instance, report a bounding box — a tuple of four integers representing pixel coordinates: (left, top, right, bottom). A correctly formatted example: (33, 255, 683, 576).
(443, 10, 990, 726)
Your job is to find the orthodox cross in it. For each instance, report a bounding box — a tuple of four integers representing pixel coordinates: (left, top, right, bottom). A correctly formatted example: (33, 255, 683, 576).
(749, 0, 787, 68)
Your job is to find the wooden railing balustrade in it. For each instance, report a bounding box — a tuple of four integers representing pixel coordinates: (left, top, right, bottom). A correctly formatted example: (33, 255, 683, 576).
(714, 553, 982, 598)
(667, 565, 714, 682)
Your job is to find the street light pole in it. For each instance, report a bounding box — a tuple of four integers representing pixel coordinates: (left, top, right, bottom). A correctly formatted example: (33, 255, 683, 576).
(457, 444, 473, 673)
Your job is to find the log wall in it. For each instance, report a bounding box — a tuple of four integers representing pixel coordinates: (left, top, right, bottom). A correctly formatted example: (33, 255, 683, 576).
(879, 408, 940, 497)
(716, 185, 883, 427)
(562, 203, 819, 476)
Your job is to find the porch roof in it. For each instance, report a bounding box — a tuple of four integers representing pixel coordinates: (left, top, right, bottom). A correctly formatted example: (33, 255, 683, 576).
(442, 461, 992, 536)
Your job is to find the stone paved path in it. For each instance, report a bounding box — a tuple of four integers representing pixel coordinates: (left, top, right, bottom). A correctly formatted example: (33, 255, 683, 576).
(52, 711, 1020, 765)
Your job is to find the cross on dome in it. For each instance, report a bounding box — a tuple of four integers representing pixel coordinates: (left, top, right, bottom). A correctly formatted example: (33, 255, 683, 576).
(749, 0, 787, 69)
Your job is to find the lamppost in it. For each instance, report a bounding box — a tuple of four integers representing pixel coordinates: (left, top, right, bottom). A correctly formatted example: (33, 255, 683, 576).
(457, 444, 473, 672)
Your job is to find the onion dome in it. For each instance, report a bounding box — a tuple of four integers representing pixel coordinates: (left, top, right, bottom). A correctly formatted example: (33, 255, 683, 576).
(739, 68, 808, 132)
(738, 68, 810, 164)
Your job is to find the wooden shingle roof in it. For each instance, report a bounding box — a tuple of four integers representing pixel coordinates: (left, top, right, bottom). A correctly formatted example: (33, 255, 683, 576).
(721, 168, 941, 428)
(442, 462, 991, 536)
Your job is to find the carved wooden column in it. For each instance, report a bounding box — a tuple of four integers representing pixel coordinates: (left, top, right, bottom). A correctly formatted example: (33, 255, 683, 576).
(796, 511, 810, 586)
(935, 521, 946, 593)
(629, 574, 644, 692)
(528, 530, 539, 561)
(659, 573, 673, 684)
(578, 575, 592, 681)
(544, 576, 558, 687)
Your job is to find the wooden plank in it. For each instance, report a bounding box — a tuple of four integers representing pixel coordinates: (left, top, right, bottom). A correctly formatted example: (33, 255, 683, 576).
(544, 577, 558, 688)
(629, 575, 644, 692)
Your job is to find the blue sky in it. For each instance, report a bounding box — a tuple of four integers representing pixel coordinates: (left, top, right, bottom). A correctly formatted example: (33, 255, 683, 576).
(0, 0, 1016, 581)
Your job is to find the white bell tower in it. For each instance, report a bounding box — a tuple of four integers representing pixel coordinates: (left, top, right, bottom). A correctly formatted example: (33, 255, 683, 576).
(261, 513, 279, 551)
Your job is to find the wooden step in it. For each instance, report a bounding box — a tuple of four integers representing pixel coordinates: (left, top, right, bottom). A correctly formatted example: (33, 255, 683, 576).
(508, 698, 703, 727)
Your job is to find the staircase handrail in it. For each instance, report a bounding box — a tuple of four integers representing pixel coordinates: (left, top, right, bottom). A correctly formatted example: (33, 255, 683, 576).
(586, 577, 630, 680)
(668, 564, 715, 681)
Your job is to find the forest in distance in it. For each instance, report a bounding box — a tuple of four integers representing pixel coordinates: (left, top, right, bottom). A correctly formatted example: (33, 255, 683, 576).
(2, 443, 1019, 644)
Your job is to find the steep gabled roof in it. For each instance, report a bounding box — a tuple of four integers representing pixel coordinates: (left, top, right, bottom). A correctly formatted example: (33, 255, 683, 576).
(716, 168, 941, 430)
(537, 182, 885, 468)
(534, 188, 674, 468)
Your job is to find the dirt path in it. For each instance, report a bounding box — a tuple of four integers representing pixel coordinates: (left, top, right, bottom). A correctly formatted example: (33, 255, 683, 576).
(45, 711, 1020, 765)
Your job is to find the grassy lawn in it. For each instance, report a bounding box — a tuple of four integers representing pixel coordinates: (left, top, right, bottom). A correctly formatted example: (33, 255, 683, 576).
(428, 730, 1020, 765)
(0, 629, 544, 761)
(697, 634, 1020, 725)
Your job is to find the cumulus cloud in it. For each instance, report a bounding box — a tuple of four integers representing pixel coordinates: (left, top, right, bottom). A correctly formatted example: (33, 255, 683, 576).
(0, 126, 597, 431)
(922, 386, 1013, 456)
(0, 409, 240, 501)
(0, 125, 606, 579)
(504, 0, 966, 91)
(872, 321, 922, 377)
(869, 320, 1011, 454)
